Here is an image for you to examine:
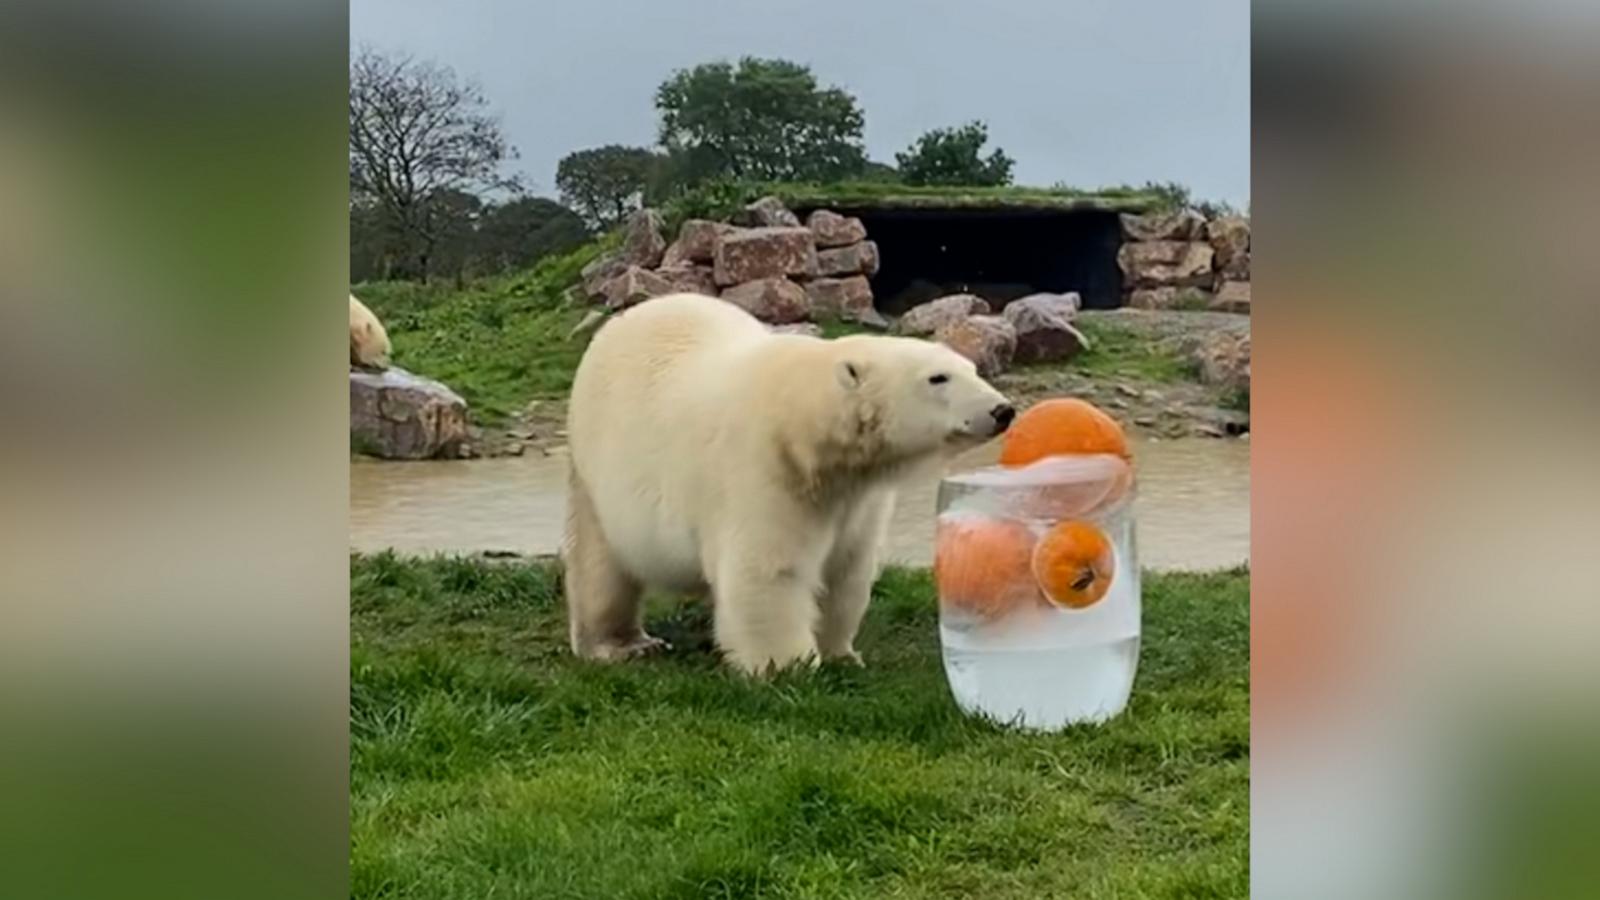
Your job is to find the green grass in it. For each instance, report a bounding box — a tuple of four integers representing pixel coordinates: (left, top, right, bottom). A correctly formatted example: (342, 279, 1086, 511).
(352, 243, 607, 425)
(1067, 319, 1196, 384)
(351, 554, 1248, 899)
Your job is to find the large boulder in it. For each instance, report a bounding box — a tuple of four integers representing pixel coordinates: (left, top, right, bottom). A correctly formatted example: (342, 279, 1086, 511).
(1002, 293, 1090, 364)
(655, 264, 718, 297)
(580, 253, 628, 302)
(1010, 291, 1081, 316)
(804, 275, 875, 321)
(720, 277, 811, 324)
(1120, 208, 1206, 242)
(733, 195, 802, 228)
(898, 293, 992, 336)
(602, 265, 676, 309)
(935, 315, 1017, 377)
(619, 208, 667, 268)
(816, 241, 880, 278)
(1211, 280, 1251, 314)
(806, 209, 868, 247)
(1189, 331, 1251, 396)
(713, 227, 819, 286)
(1205, 216, 1251, 278)
(661, 219, 729, 267)
(1117, 240, 1215, 288)
(350, 367, 470, 460)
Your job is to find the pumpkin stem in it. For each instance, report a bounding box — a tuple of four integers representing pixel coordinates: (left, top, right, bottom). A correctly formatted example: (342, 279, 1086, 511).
(1071, 568, 1097, 592)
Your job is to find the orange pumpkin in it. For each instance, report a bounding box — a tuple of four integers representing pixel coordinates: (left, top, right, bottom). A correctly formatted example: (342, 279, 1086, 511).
(1000, 398, 1131, 467)
(934, 515, 1041, 619)
(1032, 520, 1116, 609)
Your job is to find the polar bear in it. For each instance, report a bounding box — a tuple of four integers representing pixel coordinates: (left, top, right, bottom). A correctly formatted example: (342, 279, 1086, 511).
(564, 293, 1015, 674)
(349, 293, 391, 370)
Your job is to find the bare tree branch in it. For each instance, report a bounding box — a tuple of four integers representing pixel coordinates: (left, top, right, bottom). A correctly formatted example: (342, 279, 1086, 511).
(349, 47, 518, 281)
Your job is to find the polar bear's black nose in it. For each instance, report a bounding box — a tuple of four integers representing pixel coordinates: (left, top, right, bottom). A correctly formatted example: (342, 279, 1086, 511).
(991, 403, 1016, 431)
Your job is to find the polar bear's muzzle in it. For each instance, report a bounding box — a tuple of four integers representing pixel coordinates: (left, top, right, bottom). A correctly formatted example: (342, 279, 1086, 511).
(955, 402, 1016, 441)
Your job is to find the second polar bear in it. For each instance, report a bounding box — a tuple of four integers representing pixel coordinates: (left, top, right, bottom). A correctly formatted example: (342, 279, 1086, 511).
(564, 293, 1015, 673)
(350, 293, 391, 370)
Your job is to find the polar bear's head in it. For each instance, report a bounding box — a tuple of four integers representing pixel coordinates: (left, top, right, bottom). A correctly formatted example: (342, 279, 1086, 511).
(832, 335, 1014, 457)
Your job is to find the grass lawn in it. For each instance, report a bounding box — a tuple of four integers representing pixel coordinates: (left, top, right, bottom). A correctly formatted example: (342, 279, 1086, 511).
(1066, 318, 1196, 385)
(351, 555, 1248, 899)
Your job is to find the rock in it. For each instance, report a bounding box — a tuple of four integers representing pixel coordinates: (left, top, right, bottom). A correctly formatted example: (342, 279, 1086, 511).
(1189, 332, 1251, 396)
(1115, 383, 1141, 398)
(1193, 405, 1251, 435)
(855, 308, 891, 330)
(505, 442, 526, 456)
(1127, 286, 1213, 310)
(620, 208, 666, 268)
(806, 209, 868, 247)
(816, 240, 879, 277)
(1205, 216, 1251, 275)
(350, 367, 470, 460)
(1120, 208, 1207, 242)
(721, 277, 811, 324)
(1195, 424, 1226, 438)
(661, 219, 728, 267)
(656, 264, 718, 297)
(580, 253, 627, 301)
(1009, 291, 1081, 316)
(568, 309, 607, 340)
(1219, 249, 1251, 283)
(898, 293, 992, 337)
(602, 265, 676, 309)
(1002, 293, 1091, 364)
(1128, 287, 1178, 310)
(712, 226, 818, 287)
(1133, 416, 1157, 428)
(804, 275, 875, 321)
(935, 315, 1017, 377)
(733, 195, 801, 228)
(769, 322, 823, 337)
(1212, 280, 1251, 314)
(1117, 241, 1215, 288)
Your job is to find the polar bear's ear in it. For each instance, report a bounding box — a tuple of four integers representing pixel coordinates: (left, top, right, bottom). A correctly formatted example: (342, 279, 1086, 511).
(836, 359, 864, 390)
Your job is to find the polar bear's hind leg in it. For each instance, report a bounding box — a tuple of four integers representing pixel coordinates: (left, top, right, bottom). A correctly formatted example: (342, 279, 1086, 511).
(563, 470, 667, 661)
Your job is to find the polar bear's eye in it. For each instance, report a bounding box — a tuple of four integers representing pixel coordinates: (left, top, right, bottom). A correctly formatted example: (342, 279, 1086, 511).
(928, 374, 950, 385)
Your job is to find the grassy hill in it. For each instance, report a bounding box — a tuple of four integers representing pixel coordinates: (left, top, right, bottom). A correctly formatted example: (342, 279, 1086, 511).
(354, 243, 605, 425)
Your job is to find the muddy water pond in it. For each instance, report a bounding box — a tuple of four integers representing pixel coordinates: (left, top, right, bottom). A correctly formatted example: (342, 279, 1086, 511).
(350, 435, 1248, 571)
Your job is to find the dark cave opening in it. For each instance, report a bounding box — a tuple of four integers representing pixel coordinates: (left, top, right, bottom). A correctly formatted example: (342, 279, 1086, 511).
(796, 206, 1126, 316)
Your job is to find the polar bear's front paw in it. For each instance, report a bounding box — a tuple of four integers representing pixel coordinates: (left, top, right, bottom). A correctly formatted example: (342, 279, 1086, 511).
(821, 647, 864, 667)
(586, 633, 671, 662)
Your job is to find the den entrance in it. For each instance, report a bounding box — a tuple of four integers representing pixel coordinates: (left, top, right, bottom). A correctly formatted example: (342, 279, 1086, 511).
(794, 206, 1126, 316)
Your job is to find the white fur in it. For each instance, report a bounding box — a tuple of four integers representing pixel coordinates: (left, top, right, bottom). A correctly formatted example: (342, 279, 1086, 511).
(349, 293, 391, 369)
(563, 293, 1010, 674)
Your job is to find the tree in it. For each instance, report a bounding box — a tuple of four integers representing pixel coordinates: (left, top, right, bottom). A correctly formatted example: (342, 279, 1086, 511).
(349, 48, 519, 281)
(477, 197, 590, 271)
(895, 121, 1015, 187)
(555, 145, 658, 230)
(654, 57, 866, 186)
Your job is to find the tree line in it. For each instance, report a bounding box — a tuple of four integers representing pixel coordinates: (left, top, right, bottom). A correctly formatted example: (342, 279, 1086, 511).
(351, 51, 1018, 283)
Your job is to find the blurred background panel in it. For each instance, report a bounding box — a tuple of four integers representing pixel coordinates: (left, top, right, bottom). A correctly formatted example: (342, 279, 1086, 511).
(1254, 2, 1600, 898)
(0, 2, 348, 899)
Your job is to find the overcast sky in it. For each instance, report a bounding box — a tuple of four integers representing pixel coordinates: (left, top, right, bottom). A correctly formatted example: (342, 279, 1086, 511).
(351, 0, 1250, 206)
